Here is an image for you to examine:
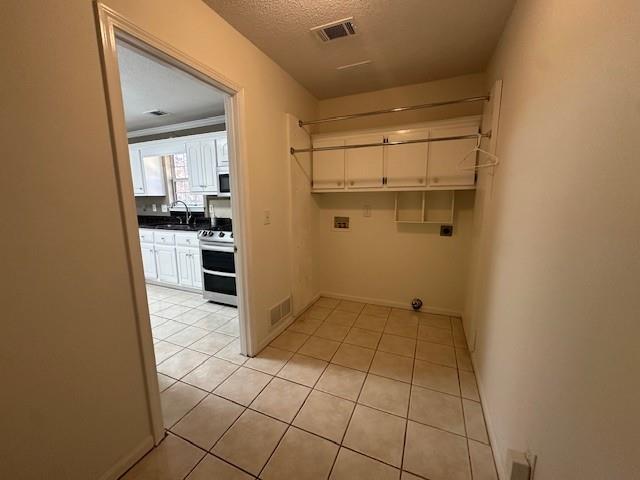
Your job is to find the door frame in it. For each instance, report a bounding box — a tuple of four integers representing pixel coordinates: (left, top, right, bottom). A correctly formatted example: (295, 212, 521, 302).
(94, 2, 254, 444)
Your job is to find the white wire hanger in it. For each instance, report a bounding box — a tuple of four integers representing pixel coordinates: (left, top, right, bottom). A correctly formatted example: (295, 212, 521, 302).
(457, 133, 499, 171)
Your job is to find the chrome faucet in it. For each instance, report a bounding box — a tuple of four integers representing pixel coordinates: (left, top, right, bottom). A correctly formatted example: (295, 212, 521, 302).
(171, 200, 192, 225)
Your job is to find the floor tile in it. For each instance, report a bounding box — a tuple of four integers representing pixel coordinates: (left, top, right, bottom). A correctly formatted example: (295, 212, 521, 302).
(419, 313, 451, 330)
(121, 433, 204, 480)
(186, 454, 253, 480)
(331, 343, 375, 372)
(261, 427, 338, 480)
(409, 385, 465, 435)
(326, 310, 358, 327)
(177, 296, 209, 308)
(463, 399, 489, 443)
(157, 373, 176, 392)
(276, 353, 328, 387)
(343, 327, 382, 349)
(157, 349, 209, 379)
(314, 322, 351, 342)
(156, 304, 192, 320)
(160, 382, 207, 428)
(314, 296, 340, 309)
(362, 304, 391, 317)
(359, 374, 411, 417)
(172, 308, 210, 325)
(269, 330, 309, 352)
(216, 318, 240, 336)
(369, 351, 414, 383)
(244, 346, 293, 375)
(166, 326, 210, 347)
(378, 334, 416, 358)
(150, 314, 169, 327)
(455, 348, 474, 372)
(192, 313, 231, 331)
(384, 317, 418, 338)
(298, 335, 341, 361)
(250, 377, 310, 422)
(154, 341, 183, 364)
(148, 300, 173, 314)
(453, 329, 468, 349)
(287, 315, 323, 335)
(171, 394, 244, 449)
(152, 320, 188, 340)
(330, 448, 400, 480)
(212, 410, 287, 476)
(315, 364, 367, 401)
(459, 370, 480, 401)
(195, 302, 224, 313)
(417, 324, 453, 346)
(468, 440, 498, 480)
(189, 332, 236, 355)
(182, 357, 239, 391)
(353, 313, 388, 332)
(216, 305, 239, 318)
(343, 405, 406, 467)
(293, 390, 355, 443)
(215, 339, 248, 365)
(412, 359, 460, 396)
(213, 367, 272, 406)
(415, 341, 456, 368)
(335, 299, 365, 313)
(306, 305, 333, 320)
(403, 421, 471, 480)
(400, 472, 422, 480)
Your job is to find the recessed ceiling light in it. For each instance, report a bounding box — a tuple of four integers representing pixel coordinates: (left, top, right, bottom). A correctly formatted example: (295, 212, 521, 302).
(144, 109, 169, 116)
(336, 60, 372, 71)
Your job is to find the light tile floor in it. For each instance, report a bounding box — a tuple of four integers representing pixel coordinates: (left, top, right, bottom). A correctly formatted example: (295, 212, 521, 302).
(123, 286, 498, 480)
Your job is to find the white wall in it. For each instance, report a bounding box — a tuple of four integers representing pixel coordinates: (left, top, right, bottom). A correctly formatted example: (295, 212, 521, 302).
(313, 75, 485, 313)
(0, 0, 316, 478)
(465, 0, 640, 478)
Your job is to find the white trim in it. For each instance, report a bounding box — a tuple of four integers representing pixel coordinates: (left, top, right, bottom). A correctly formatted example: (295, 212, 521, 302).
(127, 115, 226, 139)
(94, 0, 253, 456)
(97, 435, 155, 480)
(319, 290, 462, 317)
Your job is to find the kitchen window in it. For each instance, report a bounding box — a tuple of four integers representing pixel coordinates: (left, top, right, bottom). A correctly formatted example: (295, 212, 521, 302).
(162, 153, 204, 210)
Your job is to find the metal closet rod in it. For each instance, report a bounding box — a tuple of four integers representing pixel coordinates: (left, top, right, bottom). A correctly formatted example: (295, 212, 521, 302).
(298, 94, 490, 127)
(290, 132, 491, 155)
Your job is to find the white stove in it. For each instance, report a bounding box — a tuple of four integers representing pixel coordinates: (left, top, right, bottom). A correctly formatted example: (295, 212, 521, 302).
(198, 229, 234, 244)
(198, 229, 236, 306)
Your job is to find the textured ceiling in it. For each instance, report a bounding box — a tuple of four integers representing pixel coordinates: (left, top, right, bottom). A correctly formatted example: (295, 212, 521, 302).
(116, 40, 227, 131)
(204, 0, 515, 99)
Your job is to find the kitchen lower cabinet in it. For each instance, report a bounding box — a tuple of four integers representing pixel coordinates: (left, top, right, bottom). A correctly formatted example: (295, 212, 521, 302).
(176, 246, 202, 288)
(140, 242, 157, 280)
(155, 245, 179, 284)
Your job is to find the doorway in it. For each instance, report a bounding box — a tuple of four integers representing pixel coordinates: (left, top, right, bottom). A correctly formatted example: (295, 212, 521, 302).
(96, 4, 252, 444)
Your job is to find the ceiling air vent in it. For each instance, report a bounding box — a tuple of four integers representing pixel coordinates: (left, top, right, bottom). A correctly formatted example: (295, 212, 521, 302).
(145, 109, 169, 116)
(311, 17, 356, 42)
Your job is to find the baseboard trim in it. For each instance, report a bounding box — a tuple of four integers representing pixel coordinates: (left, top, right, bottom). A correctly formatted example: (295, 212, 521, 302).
(98, 434, 155, 480)
(255, 293, 321, 353)
(319, 291, 462, 317)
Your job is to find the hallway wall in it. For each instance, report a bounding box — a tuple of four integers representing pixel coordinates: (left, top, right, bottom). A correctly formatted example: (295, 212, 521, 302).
(466, 0, 640, 478)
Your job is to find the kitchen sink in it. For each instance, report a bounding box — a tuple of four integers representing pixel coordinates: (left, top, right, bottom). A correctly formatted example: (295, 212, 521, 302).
(153, 224, 199, 231)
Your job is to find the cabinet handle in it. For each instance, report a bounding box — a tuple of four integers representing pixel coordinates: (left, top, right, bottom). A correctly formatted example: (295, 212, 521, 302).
(433, 177, 439, 183)
(349, 181, 355, 186)
(418, 178, 424, 184)
(337, 181, 342, 186)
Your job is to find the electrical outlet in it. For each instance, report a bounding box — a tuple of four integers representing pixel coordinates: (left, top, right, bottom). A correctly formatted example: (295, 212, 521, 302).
(161, 204, 168, 212)
(152, 204, 157, 212)
(363, 205, 371, 217)
(264, 210, 271, 225)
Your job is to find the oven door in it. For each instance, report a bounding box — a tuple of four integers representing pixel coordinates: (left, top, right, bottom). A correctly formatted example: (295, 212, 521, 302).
(201, 243, 235, 274)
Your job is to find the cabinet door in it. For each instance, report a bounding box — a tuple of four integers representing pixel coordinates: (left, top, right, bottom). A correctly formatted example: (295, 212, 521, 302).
(191, 249, 202, 289)
(385, 128, 429, 188)
(427, 125, 477, 187)
(200, 140, 218, 194)
(216, 136, 229, 167)
(140, 243, 157, 280)
(186, 141, 204, 193)
(129, 147, 145, 195)
(345, 134, 384, 189)
(312, 138, 345, 190)
(176, 247, 194, 287)
(141, 155, 166, 196)
(155, 245, 178, 284)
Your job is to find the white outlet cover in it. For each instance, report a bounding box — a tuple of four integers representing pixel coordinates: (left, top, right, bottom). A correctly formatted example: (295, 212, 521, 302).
(161, 204, 168, 212)
(363, 205, 371, 217)
(152, 204, 157, 212)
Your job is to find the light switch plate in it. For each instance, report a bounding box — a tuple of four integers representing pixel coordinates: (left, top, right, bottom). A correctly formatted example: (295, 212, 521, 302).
(264, 210, 271, 225)
(161, 204, 168, 212)
(152, 204, 157, 212)
(363, 205, 371, 217)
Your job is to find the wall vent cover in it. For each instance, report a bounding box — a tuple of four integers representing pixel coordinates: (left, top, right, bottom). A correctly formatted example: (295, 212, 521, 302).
(311, 17, 356, 42)
(270, 295, 293, 326)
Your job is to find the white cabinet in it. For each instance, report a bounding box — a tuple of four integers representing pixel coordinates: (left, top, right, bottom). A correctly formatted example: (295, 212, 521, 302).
(312, 138, 345, 190)
(155, 245, 179, 284)
(345, 134, 384, 189)
(186, 140, 218, 194)
(128, 146, 166, 196)
(140, 243, 157, 280)
(427, 124, 477, 187)
(216, 136, 229, 168)
(176, 246, 202, 288)
(385, 128, 429, 187)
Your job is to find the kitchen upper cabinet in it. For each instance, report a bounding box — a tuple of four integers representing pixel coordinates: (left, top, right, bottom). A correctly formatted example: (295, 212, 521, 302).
(216, 136, 229, 168)
(345, 134, 384, 189)
(385, 128, 429, 188)
(155, 245, 178, 284)
(187, 141, 218, 194)
(427, 124, 478, 187)
(312, 138, 345, 190)
(129, 146, 166, 196)
(129, 147, 145, 195)
(140, 242, 157, 280)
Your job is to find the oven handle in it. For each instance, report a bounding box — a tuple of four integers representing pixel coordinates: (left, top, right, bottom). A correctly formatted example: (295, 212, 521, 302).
(200, 244, 235, 253)
(202, 268, 236, 278)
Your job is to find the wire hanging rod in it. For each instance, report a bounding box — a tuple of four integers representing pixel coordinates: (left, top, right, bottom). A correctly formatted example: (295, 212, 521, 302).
(290, 132, 491, 155)
(298, 94, 490, 127)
